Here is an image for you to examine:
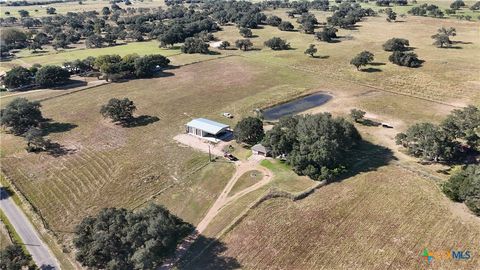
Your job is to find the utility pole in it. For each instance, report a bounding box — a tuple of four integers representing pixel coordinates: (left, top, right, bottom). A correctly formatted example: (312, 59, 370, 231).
(208, 144, 212, 162)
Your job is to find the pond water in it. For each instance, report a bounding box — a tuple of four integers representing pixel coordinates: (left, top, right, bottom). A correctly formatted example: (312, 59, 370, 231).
(262, 92, 332, 120)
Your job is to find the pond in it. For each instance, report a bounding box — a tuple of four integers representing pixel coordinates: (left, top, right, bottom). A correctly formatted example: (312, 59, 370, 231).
(262, 92, 332, 120)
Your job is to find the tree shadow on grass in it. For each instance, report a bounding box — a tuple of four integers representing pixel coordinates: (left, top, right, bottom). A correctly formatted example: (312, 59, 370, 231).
(154, 71, 175, 78)
(369, 62, 386, 66)
(358, 119, 381, 127)
(31, 50, 49, 54)
(333, 140, 396, 183)
(207, 50, 221, 55)
(322, 39, 341, 43)
(121, 115, 160, 128)
(50, 79, 87, 90)
(312, 55, 330, 59)
(0, 187, 14, 200)
(40, 121, 78, 135)
(361, 67, 382, 73)
(453, 41, 473, 45)
(46, 142, 76, 157)
(447, 46, 463, 49)
(27, 141, 76, 158)
(178, 235, 241, 270)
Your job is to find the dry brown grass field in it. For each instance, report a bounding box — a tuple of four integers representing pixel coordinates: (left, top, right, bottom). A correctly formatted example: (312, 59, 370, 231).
(0, 56, 321, 253)
(183, 165, 480, 270)
(0, 5, 479, 270)
(215, 9, 480, 105)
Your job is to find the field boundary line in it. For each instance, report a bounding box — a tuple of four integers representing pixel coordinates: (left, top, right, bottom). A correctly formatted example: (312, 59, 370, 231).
(176, 54, 238, 67)
(217, 181, 326, 238)
(30, 55, 237, 103)
(36, 81, 110, 103)
(393, 162, 446, 193)
(12, 40, 182, 61)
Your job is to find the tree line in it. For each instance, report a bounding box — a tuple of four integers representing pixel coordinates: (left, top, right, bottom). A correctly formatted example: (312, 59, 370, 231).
(396, 105, 480, 163)
(3, 53, 170, 91)
(4, 65, 70, 90)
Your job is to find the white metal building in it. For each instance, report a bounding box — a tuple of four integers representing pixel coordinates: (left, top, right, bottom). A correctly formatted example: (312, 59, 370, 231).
(185, 118, 230, 141)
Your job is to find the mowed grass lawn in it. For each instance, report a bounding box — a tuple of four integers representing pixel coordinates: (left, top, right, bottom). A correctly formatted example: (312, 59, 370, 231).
(185, 165, 480, 269)
(1, 41, 181, 72)
(228, 170, 263, 197)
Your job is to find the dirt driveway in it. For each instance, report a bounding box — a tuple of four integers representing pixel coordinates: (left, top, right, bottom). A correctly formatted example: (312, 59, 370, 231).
(161, 137, 273, 269)
(173, 133, 230, 157)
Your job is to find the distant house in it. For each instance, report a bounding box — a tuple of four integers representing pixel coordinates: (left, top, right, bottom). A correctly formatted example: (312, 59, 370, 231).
(185, 118, 231, 142)
(252, 143, 271, 156)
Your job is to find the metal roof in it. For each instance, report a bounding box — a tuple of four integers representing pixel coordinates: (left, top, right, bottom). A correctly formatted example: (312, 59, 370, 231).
(186, 118, 229, 135)
(252, 144, 270, 153)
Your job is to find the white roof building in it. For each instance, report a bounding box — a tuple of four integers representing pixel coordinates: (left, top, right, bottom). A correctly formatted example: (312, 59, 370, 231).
(185, 118, 230, 142)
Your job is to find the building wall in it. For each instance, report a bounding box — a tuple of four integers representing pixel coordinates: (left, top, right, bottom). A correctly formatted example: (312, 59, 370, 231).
(187, 126, 205, 137)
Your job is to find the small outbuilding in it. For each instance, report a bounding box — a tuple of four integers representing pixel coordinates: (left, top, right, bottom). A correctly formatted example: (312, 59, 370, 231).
(251, 143, 271, 156)
(185, 118, 230, 142)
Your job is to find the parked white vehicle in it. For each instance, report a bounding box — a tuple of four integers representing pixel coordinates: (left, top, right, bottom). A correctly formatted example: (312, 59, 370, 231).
(222, 112, 233, 118)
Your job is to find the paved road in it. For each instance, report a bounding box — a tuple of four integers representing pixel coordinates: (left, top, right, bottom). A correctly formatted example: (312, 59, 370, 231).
(0, 188, 60, 270)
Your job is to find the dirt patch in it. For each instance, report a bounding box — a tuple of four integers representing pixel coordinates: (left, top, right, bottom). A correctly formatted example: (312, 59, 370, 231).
(85, 120, 128, 151)
(173, 134, 229, 157)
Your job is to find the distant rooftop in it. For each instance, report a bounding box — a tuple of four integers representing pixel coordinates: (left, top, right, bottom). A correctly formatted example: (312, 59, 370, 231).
(186, 118, 229, 135)
(252, 143, 270, 153)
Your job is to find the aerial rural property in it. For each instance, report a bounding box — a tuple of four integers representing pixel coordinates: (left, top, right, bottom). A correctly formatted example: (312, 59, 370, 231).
(0, 0, 479, 269)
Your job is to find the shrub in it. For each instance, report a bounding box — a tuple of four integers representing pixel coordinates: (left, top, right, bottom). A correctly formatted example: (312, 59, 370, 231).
(218, 41, 230, 50)
(350, 51, 374, 70)
(388, 51, 422, 67)
(264, 37, 290, 50)
(266, 15, 282, 26)
(350, 109, 366, 122)
(315, 26, 338, 42)
(443, 165, 480, 216)
(278, 21, 294, 31)
(235, 39, 253, 51)
(239, 27, 253, 38)
(0, 245, 33, 269)
(0, 98, 44, 135)
(100, 98, 137, 123)
(234, 117, 264, 145)
(181, 37, 209, 54)
(3, 66, 33, 89)
(304, 44, 317, 57)
(383, 38, 410, 51)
